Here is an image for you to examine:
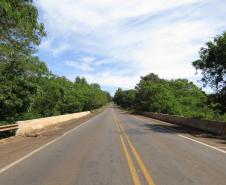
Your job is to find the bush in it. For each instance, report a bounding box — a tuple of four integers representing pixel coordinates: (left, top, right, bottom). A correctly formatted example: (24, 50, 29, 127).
(114, 73, 226, 122)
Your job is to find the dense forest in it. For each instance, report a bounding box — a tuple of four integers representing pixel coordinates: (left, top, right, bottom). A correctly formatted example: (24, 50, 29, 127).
(114, 32, 226, 122)
(0, 0, 111, 125)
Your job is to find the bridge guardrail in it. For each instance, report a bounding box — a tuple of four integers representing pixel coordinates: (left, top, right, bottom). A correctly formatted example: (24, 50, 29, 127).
(142, 112, 226, 136)
(0, 124, 18, 132)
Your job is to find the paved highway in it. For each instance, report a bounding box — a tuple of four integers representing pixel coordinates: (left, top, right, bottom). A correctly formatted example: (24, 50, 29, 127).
(0, 107, 226, 185)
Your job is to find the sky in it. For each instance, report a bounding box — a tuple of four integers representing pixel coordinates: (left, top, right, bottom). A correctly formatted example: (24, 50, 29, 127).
(35, 0, 226, 95)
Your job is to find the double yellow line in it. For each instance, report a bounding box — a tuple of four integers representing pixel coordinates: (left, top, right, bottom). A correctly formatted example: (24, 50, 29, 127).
(112, 110, 156, 185)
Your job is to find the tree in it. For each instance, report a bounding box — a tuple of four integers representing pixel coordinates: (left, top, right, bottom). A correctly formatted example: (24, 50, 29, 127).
(0, 56, 50, 121)
(75, 76, 88, 85)
(0, 0, 46, 55)
(192, 32, 226, 91)
(135, 74, 179, 113)
(114, 73, 222, 120)
(113, 89, 136, 109)
(0, 0, 46, 123)
(0, 1, 111, 125)
(193, 32, 226, 113)
(169, 79, 208, 118)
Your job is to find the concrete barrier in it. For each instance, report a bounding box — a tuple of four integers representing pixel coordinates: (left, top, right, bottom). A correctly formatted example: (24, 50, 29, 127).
(16, 111, 91, 137)
(142, 112, 226, 136)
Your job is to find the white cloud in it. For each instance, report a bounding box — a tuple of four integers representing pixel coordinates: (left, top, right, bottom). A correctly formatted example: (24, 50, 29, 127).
(81, 56, 95, 63)
(52, 44, 69, 56)
(65, 56, 97, 72)
(80, 71, 140, 89)
(36, 0, 226, 92)
(66, 60, 94, 72)
(39, 39, 69, 56)
(37, 0, 200, 31)
(95, 59, 112, 65)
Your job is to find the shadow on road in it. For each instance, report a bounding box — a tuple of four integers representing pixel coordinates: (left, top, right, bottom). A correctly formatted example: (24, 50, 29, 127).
(113, 106, 226, 147)
(140, 118, 226, 143)
(116, 107, 226, 144)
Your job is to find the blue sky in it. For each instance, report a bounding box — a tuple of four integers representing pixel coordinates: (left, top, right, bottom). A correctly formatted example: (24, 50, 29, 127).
(35, 0, 226, 95)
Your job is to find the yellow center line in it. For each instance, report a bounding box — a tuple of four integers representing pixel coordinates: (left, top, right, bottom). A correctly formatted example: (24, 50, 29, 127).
(119, 134, 142, 185)
(112, 111, 142, 185)
(118, 121, 156, 185)
(113, 109, 156, 185)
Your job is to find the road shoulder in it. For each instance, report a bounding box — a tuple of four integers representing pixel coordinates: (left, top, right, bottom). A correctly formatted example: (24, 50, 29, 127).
(0, 109, 105, 169)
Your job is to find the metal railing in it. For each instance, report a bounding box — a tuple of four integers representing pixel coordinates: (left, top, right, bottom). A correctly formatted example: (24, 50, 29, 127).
(0, 124, 18, 132)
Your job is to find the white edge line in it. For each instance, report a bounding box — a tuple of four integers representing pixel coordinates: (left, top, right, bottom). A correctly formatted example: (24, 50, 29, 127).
(0, 119, 90, 174)
(132, 115, 226, 155)
(178, 134, 226, 154)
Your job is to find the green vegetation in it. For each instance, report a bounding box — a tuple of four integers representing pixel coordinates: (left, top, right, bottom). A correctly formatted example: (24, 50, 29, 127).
(114, 32, 226, 122)
(192, 32, 226, 114)
(1, 1, 225, 125)
(0, 1, 111, 125)
(114, 73, 226, 121)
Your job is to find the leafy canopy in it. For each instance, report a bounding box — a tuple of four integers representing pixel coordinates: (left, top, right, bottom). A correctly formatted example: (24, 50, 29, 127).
(0, 1, 110, 125)
(192, 32, 226, 91)
(113, 73, 226, 121)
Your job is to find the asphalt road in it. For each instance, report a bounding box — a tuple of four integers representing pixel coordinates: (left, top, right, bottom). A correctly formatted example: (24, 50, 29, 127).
(0, 107, 226, 185)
